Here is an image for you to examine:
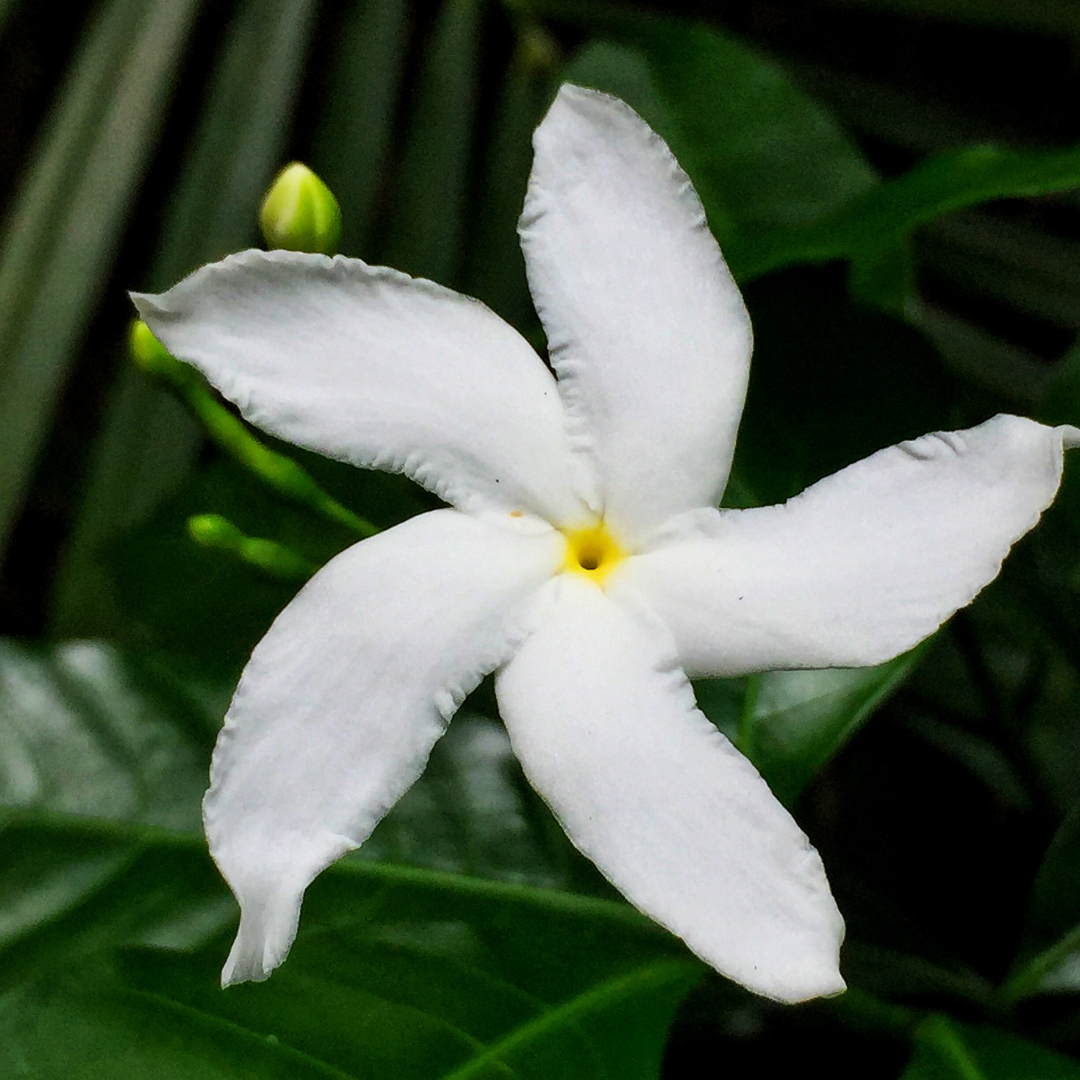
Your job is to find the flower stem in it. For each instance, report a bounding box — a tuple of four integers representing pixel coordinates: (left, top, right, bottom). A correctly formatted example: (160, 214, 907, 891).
(130, 319, 379, 537)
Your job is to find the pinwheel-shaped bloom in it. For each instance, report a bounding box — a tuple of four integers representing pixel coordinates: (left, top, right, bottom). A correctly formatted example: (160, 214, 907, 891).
(134, 85, 1077, 1004)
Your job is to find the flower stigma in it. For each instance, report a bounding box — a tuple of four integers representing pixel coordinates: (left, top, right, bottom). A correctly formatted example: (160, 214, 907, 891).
(561, 523, 627, 585)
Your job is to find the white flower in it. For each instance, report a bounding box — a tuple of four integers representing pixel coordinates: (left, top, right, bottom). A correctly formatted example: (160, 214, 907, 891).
(133, 85, 1077, 1004)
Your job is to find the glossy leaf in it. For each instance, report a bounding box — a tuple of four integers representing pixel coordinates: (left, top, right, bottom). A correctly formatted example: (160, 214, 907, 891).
(0, 835, 699, 1079)
(0, 638, 215, 827)
(901, 1014, 1080, 1079)
(0, 635, 586, 979)
(748, 650, 927, 806)
(696, 648, 924, 807)
(0, 638, 229, 987)
(559, 23, 876, 274)
(743, 144, 1080, 307)
(0, 634, 698, 1077)
(0, 632, 692, 1079)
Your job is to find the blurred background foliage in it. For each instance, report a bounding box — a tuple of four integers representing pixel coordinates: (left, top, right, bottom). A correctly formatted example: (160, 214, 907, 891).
(5, 0, 1080, 1076)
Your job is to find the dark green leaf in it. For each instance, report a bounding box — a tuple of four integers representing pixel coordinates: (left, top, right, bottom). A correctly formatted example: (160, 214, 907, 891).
(50, 0, 322, 639)
(106, 453, 427, 671)
(0, 639, 230, 986)
(1004, 798, 1080, 1000)
(638, 22, 877, 271)
(744, 144, 1080, 308)
(0, 638, 214, 827)
(0, 632, 693, 1079)
(0, 816, 699, 1079)
(382, 0, 482, 284)
(463, 24, 560, 333)
(0, 0, 20, 39)
(732, 266, 955, 506)
(697, 648, 924, 808)
(559, 23, 876, 275)
(901, 1014, 1080, 1079)
(746, 649, 927, 806)
(0, 0, 201, 557)
(830, 0, 1080, 35)
(311, 0, 408, 258)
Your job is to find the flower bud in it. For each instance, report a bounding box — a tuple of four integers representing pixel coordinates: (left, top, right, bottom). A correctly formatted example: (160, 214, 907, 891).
(128, 318, 193, 385)
(188, 514, 315, 581)
(188, 513, 245, 549)
(259, 163, 342, 255)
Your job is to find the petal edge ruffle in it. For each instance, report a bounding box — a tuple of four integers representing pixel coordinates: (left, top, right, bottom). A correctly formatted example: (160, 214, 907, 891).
(206, 509, 563, 984)
(613, 415, 1079, 676)
(496, 577, 845, 1003)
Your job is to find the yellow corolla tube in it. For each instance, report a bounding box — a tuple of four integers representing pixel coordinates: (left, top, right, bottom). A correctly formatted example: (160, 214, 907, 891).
(561, 523, 627, 586)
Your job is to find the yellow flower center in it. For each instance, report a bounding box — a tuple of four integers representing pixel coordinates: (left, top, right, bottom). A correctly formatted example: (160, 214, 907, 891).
(561, 523, 627, 585)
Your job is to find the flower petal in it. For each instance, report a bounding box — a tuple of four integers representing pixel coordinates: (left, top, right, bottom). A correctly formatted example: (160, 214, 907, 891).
(519, 84, 752, 544)
(206, 509, 562, 985)
(132, 250, 585, 524)
(613, 415, 1079, 676)
(495, 576, 845, 1003)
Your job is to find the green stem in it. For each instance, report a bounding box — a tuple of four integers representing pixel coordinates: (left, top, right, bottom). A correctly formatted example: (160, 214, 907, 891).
(130, 319, 379, 536)
(180, 381, 378, 535)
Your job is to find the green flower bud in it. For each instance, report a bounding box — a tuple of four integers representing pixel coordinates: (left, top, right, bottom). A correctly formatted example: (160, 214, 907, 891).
(259, 162, 342, 255)
(188, 514, 315, 581)
(188, 513, 245, 549)
(129, 318, 192, 385)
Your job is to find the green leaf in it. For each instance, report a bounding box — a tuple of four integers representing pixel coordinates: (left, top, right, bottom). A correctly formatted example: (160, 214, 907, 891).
(695, 651, 924, 807)
(0, 634, 590, 981)
(556, 19, 876, 271)
(382, 0, 483, 284)
(0, 0, 201, 558)
(830, 0, 1080, 35)
(696, 648, 924, 807)
(310, 0, 408, 258)
(637, 22, 878, 271)
(106, 453, 428, 671)
(50, 0, 322, 639)
(746, 649, 927, 805)
(901, 1014, 1080, 1079)
(744, 144, 1080, 307)
(1003, 797, 1080, 1001)
(463, 23, 560, 333)
(0, 0, 20, 39)
(0, 639, 230, 987)
(0, 633, 694, 1080)
(0, 639, 215, 827)
(731, 267, 955, 506)
(0, 816, 697, 1079)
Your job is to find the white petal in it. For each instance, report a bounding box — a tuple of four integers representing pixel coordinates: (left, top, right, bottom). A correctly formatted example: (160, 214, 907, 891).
(519, 84, 752, 544)
(205, 509, 563, 985)
(495, 576, 845, 1003)
(613, 415, 1079, 677)
(132, 250, 585, 525)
